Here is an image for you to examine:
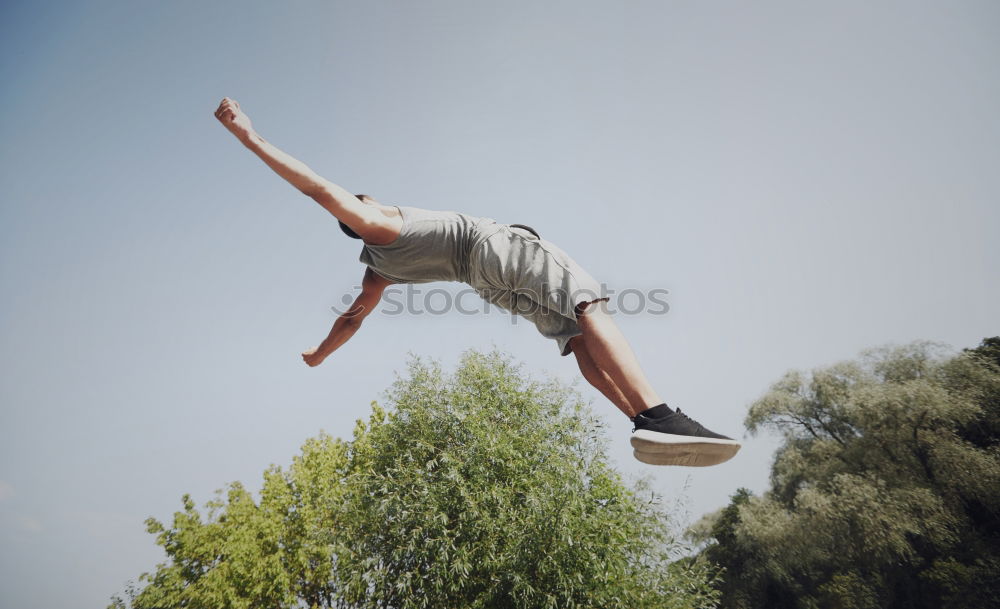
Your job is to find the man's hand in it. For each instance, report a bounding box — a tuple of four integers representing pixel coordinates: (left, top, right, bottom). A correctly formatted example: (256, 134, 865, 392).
(302, 346, 326, 368)
(214, 97, 254, 141)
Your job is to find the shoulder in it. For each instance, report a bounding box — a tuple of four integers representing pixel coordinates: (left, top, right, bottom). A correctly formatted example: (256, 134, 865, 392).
(359, 206, 404, 246)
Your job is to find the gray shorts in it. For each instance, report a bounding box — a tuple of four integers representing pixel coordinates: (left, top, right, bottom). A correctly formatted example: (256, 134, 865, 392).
(468, 225, 609, 356)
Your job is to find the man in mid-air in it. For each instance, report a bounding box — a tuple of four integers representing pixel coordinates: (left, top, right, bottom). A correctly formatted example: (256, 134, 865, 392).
(214, 97, 740, 467)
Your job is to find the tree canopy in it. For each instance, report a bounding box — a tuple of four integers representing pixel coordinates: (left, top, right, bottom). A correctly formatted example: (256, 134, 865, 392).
(112, 349, 719, 609)
(691, 338, 1000, 609)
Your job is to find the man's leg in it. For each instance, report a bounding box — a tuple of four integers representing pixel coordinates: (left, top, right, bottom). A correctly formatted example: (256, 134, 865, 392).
(573, 299, 741, 466)
(568, 335, 635, 417)
(574, 300, 663, 418)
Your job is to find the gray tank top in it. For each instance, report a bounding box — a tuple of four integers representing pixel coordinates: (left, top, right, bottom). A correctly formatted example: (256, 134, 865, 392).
(359, 206, 501, 284)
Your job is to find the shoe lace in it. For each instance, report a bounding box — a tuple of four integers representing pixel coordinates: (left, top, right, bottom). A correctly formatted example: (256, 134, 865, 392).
(633, 407, 706, 433)
(632, 407, 681, 432)
(675, 408, 709, 434)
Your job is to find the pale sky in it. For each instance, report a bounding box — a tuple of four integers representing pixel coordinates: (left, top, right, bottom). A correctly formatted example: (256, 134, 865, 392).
(1, 1, 998, 608)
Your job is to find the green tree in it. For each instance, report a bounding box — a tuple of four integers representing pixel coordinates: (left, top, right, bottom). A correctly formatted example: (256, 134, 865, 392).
(692, 338, 1000, 609)
(111, 431, 356, 609)
(113, 349, 720, 609)
(334, 350, 719, 609)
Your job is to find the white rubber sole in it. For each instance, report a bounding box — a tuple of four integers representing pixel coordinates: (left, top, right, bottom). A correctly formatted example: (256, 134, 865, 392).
(630, 430, 741, 467)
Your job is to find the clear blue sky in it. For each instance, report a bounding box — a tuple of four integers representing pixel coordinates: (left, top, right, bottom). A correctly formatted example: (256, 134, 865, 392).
(1, 1, 998, 607)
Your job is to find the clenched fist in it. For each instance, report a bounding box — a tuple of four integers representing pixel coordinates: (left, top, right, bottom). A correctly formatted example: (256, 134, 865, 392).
(302, 346, 326, 368)
(214, 97, 254, 141)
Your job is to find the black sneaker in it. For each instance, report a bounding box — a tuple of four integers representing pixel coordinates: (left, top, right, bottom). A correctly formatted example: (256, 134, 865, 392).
(630, 407, 741, 467)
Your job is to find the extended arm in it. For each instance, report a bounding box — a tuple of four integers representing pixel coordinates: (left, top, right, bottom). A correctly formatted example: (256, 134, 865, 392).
(302, 268, 392, 367)
(213, 97, 376, 229)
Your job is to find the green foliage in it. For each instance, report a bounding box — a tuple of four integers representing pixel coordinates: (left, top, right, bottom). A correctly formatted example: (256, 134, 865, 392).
(112, 349, 720, 609)
(695, 338, 1000, 609)
(111, 431, 355, 609)
(334, 350, 719, 608)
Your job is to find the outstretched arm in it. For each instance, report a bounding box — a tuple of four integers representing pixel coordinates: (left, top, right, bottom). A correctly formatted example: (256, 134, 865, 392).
(213, 97, 375, 229)
(302, 268, 392, 367)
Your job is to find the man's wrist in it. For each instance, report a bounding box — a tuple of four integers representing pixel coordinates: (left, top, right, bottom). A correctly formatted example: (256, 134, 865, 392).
(238, 130, 261, 148)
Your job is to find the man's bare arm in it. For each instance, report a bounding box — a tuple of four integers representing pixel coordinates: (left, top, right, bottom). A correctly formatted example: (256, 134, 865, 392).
(213, 97, 375, 228)
(302, 268, 392, 367)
